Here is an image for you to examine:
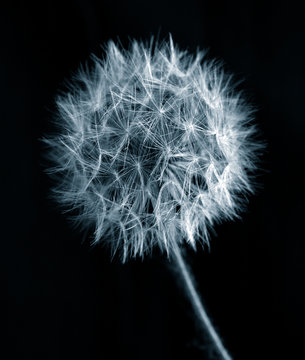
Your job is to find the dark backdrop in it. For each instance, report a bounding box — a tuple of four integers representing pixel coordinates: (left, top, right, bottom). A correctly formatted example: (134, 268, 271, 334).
(3, 1, 305, 359)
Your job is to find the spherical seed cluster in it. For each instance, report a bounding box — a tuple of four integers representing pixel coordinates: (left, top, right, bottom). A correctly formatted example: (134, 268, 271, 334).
(44, 38, 260, 261)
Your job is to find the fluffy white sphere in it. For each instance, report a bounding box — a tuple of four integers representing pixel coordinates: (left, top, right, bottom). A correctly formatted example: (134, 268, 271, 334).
(44, 37, 260, 261)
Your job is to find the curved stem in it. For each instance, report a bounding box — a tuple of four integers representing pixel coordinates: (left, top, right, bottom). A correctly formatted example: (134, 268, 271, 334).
(172, 246, 232, 360)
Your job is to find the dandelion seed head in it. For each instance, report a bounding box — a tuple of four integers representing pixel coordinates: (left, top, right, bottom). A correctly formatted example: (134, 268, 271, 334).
(44, 37, 261, 261)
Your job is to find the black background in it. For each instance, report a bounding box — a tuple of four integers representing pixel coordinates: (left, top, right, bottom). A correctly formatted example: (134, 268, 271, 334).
(3, 1, 305, 359)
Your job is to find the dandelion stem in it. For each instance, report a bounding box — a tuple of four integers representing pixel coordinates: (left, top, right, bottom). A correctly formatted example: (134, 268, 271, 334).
(173, 246, 232, 360)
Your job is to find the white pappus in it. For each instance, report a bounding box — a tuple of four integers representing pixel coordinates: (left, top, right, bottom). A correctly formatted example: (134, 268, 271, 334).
(44, 37, 260, 262)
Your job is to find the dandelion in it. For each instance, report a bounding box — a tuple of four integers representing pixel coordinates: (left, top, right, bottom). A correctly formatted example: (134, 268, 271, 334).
(43, 36, 261, 360)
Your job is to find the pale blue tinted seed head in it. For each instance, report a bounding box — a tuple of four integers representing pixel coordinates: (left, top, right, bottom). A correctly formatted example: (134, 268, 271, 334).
(44, 37, 260, 262)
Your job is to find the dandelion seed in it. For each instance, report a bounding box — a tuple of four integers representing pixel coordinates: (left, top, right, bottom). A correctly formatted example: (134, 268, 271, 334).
(43, 36, 262, 360)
